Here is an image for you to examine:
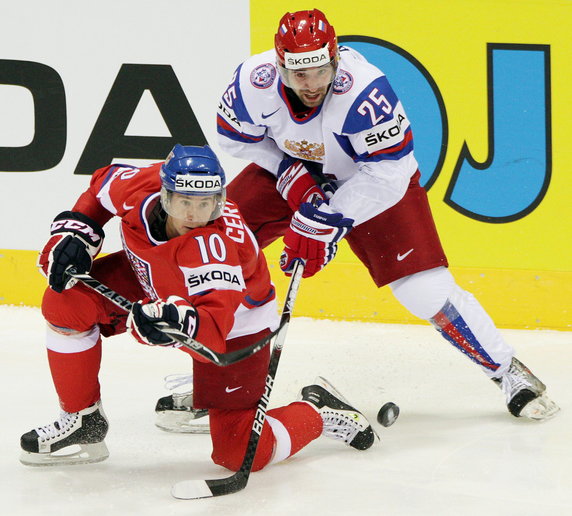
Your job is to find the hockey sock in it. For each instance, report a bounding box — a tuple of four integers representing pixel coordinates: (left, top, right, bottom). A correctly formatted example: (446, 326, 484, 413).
(429, 285, 514, 377)
(265, 401, 323, 464)
(46, 326, 102, 412)
(209, 402, 321, 472)
(390, 268, 513, 378)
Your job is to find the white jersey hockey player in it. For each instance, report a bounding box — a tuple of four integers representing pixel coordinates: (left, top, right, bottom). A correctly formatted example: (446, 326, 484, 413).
(213, 8, 559, 421)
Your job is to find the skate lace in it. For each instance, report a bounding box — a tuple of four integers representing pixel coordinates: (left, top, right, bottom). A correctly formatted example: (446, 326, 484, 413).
(500, 367, 532, 401)
(321, 410, 362, 444)
(164, 373, 193, 392)
(35, 411, 78, 441)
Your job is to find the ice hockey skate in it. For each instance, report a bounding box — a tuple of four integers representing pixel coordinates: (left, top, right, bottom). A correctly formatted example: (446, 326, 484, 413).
(155, 392, 209, 434)
(155, 374, 209, 434)
(492, 357, 560, 420)
(20, 401, 109, 466)
(299, 376, 376, 450)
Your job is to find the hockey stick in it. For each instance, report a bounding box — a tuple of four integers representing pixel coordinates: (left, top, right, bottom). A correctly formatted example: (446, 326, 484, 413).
(170, 259, 304, 500)
(66, 268, 281, 367)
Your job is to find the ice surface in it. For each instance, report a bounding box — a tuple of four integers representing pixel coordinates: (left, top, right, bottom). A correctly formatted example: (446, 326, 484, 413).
(2, 305, 571, 515)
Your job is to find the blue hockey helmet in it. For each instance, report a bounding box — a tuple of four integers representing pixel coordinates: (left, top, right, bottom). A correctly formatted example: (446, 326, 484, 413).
(160, 144, 226, 223)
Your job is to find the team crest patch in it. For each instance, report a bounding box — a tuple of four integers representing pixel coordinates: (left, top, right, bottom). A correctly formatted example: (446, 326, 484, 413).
(250, 63, 277, 89)
(284, 139, 325, 161)
(333, 70, 353, 94)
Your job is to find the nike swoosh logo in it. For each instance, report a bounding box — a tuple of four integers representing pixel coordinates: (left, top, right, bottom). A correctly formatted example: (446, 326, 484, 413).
(123, 202, 135, 210)
(261, 108, 280, 119)
(225, 386, 242, 393)
(397, 248, 414, 261)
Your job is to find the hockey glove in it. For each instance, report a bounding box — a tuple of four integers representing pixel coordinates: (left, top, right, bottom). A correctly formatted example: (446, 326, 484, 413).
(127, 296, 199, 347)
(38, 211, 105, 293)
(280, 201, 354, 278)
(276, 157, 330, 211)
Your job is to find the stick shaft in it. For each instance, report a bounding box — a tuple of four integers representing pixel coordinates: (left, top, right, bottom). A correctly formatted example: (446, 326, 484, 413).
(171, 259, 305, 499)
(67, 270, 276, 366)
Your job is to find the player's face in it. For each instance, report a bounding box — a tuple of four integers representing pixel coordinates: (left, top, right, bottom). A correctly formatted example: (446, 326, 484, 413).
(165, 193, 217, 237)
(286, 64, 335, 107)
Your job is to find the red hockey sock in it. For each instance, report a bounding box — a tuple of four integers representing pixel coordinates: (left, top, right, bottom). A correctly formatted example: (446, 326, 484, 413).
(47, 341, 102, 413)
(266, 401, 323, 460)
(209, 401, 322, 472)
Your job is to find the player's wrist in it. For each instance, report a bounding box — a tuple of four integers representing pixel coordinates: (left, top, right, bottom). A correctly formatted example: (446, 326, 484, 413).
(277, 158, 326, 210)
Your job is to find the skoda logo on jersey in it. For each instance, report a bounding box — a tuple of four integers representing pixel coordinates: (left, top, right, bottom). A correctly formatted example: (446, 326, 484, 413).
(187, 270, 242, 289)
(364, 114, 407, 147)
(284, 48, 330, 70)
(180, 264, 246, 297)
(174, 176, 222, 193)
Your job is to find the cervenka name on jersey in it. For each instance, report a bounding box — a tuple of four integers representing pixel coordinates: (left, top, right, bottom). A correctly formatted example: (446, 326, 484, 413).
(180, 263, 246, 297)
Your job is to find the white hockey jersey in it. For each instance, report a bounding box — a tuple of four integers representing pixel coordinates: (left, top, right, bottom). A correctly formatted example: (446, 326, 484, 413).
(217, 46, 419, 225)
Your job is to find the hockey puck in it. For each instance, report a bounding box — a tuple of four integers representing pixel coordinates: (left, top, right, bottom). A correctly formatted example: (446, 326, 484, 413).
(377, 402, 400, 427)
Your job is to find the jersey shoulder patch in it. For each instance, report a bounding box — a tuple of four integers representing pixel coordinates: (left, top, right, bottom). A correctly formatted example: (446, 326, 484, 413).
(250, 62, 277, 89)
(332, 69, 354, 95)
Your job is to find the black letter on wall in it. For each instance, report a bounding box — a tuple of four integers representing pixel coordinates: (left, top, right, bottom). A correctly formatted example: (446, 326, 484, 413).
(0, 60, 66, 171)
(75, 64, 206, 175)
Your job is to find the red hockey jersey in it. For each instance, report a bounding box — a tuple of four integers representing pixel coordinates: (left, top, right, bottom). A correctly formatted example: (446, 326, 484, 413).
(72, 162, 278, 358)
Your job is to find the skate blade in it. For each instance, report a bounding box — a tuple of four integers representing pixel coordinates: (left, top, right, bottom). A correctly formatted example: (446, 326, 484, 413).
(156, 412, 210, 434)
(20, 441, 109, 467)
(314, 376, 352, 406)
(314, 376, 381, 446)
(520, 394, 560, 421)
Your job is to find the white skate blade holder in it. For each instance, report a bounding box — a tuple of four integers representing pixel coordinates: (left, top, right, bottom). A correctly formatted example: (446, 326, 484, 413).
(156, 412, 210, 434)
(20, 441, 109, 467)
(520, 394, 560, 421)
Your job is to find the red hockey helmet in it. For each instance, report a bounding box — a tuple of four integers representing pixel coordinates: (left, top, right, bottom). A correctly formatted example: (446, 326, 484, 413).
(274, 9, 338, 70)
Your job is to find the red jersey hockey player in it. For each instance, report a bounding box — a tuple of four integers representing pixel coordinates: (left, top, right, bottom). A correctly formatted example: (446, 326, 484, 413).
(20, 144, 376, 468)
(216, 9, 559, 420)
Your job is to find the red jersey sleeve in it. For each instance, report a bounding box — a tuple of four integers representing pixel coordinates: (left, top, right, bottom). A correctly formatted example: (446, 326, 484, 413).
(72, 163, 162, 226)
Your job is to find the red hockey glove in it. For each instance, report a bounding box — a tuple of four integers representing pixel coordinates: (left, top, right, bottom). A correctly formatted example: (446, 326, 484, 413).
(127, 296, 199, 347)
(276, 158, 328, 211)
(280, 201, 353, 278)
(38, 211, 105, 293)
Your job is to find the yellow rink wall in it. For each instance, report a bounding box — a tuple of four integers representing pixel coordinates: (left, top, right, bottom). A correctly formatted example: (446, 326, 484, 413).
(1, 242, 570, 330)
(1, 0, 571, 331)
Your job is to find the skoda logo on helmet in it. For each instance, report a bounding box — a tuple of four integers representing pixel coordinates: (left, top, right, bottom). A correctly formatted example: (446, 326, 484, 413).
(286, 54, 327, 67)
(174, 175, 223, 193)
(284, 47, 331, 70)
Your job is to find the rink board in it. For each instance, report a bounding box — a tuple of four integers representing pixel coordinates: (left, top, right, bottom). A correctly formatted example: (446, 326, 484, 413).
(1, 246, 569, 331)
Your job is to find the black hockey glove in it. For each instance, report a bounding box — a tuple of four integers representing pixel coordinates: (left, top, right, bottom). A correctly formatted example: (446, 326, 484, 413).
(38, 211, 105, 293)
(127, 296, 199, 347)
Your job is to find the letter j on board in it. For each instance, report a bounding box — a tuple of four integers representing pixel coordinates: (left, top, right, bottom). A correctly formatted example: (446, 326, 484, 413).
(447, 44, 551, 222)
(341, 39, 550, 223)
